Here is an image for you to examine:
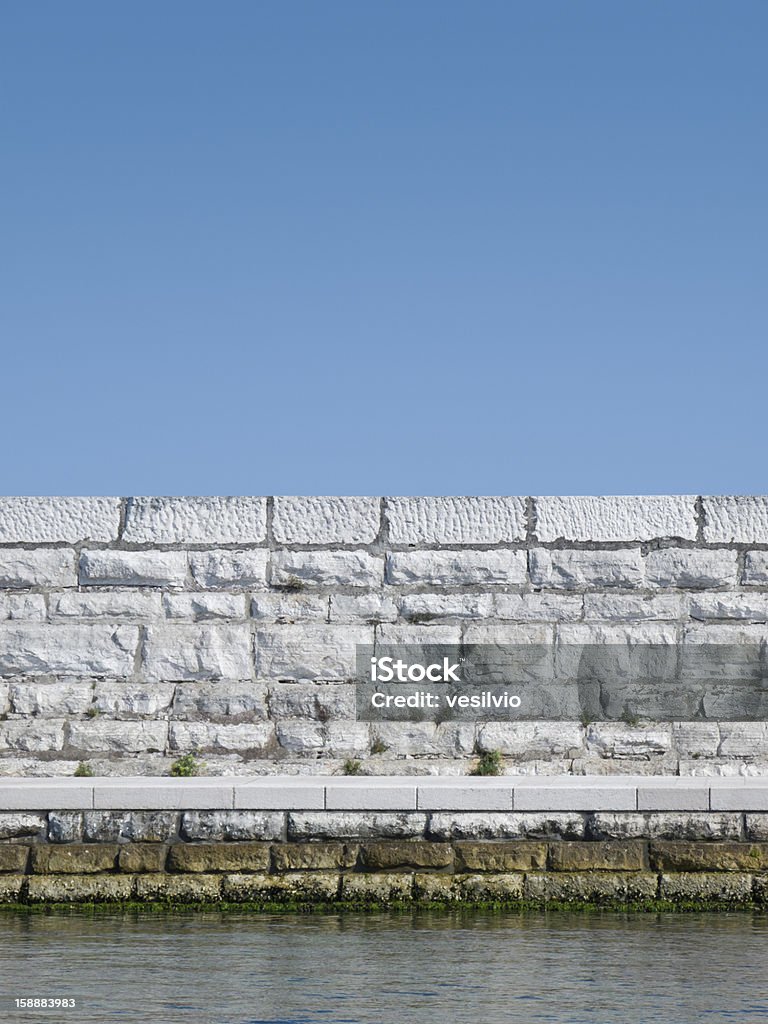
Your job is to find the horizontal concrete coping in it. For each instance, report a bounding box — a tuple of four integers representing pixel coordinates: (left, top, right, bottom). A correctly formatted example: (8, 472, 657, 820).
(2, 776, 768, 812)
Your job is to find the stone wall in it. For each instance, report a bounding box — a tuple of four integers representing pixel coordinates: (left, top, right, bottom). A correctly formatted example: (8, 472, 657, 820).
(3, 810, 768, 908)
(3, 495, 768, 777)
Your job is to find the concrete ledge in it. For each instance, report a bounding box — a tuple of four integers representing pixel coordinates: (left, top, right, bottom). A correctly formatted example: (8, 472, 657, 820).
(2, 775, 768, 812)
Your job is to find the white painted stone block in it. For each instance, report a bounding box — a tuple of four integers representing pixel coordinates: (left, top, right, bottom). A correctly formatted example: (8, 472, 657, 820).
(0, 549, 76, 589)
(144, 624, 253, 680)
(163, 593, 246, 620)
(710, 783, 768, 811)
(0, 497, 121, 543)
(0, 781, 94, 810)
(535, 495, 697, 542)
(234, 778, 325, 810)
(251, 593, 329, 623)
(513, 782, 636, 811)
(386, 549, 526, 586)
(124, 496, 267, 544)
(703, 496, 768, 543)
(386, 496, 526, 544)
(637, 781, 709, 810)
(0, 594, 47, 621)
(493, 594, 583, 622)
(645, 548, 738, 588)
(583, 594, 685, 621)
(50, 591, 164, 619)
(272, 496, 380, 544)
(329, 594, 398, 623)
(189, 550, 268, 589)
(93, 779, 234, 810)
(271, 550, 382, 588)
(417, 783, 515, 811)
(529, 548, 644, 589)
(742, 551, 768, 585)
(79, 550, 188, 587)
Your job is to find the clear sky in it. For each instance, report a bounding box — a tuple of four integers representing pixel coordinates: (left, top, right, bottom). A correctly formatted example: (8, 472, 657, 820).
(1, 1, 766, 496)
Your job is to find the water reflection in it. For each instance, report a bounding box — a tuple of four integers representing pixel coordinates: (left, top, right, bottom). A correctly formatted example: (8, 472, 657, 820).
(0, 909, 766, 1023)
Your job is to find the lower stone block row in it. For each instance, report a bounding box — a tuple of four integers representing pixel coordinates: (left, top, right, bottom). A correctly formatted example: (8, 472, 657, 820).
(1, 869, 767, 906)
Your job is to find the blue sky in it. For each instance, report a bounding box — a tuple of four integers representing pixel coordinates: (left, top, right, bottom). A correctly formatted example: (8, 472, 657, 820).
(1, 1, 766, 496)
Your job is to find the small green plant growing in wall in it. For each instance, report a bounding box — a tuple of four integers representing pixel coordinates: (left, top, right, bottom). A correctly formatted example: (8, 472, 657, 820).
(279, 574, 306, 592)
(470, 749, 504, 777)
(170, 753, 206, 777)
(73, 761, 94, 777)
(342, 758, 363, 776)
(370, 738, 388, 755)
(85, 705, 101, 718)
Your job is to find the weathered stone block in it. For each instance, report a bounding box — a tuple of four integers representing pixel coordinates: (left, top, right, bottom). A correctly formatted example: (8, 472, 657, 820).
(48, 812, 84, 843)
(548, 841, 646, 871)
(690, 592, 768, 620)
(386, 496, 526, 545)
(172, 683, 268, 722)
(660, 871, 753, 903)
(180, 811, 284, 842)
(524, 871, 658, 902)
(167, 842, 271, 873)
(0, 846, 29, 872)
(169, 721, 274, 754)
(144, 624, 253, 681)
(267, 682, 354, 720)
(535, 495, 697, 542)
(650, 841, 768, 872)
(271, 843, 358, 871)
(589, 812, 742, 841)
(27, 873, 134, 903)
(458, 873, 525, 900)
(586, 723, 671, 759)
(746, 815, 768, 841)
(189, 550, 269, 589)
(454, 841, 546, 871)
(135, 872, 222, 902)
(0, 549, 76, 589)
(223, 871, 340, 902)
(31, 844, 119, 874)
(0, 497, 121, 543)
(413, 873, 464, 901)
(255, 625, 371, 680)
(10, 680, 94, 716)
(0, 720, 66, 753)
(272, 550, 383, 588)
(341, 872, 413, 903)
(79, 550, 188, 587)
(118, 844, 168, 873)
(272, 497, 380, 545)
(645, 548, 738, 588)
(477, 722, 583, 759)
(386, 550, 526, 586)
(671, 722, 720, 758)
(68, 720, 168, 754)
(370, 722, 475, 758)
(83, 811, 178, 843)
(359, 841, 453, 870)
(124, 497, 267, 544)
(288, 812, 426, 840)
(530, 548, 644, 589)
(0, 624, 139, 676)
(427, 813, 586, 841)
(0, 875, 24, 901)
(0, 812, 46, 839)
(93, 683, 175, 717)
